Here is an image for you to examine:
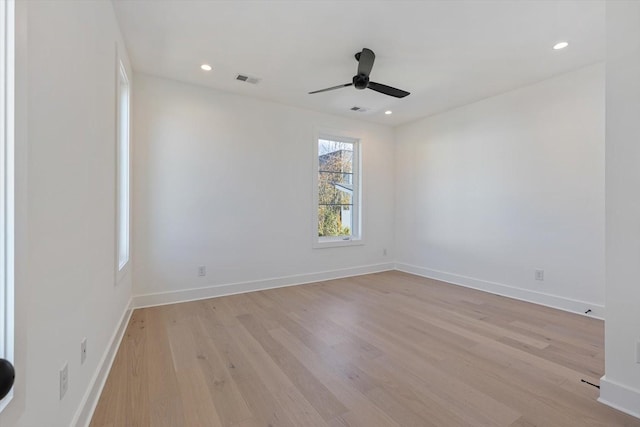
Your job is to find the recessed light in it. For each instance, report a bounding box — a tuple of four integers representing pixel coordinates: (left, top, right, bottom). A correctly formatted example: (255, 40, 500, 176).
(553, 41, 568, 50)
(385, 110, 392, 115)
(200, 64, 212, 71)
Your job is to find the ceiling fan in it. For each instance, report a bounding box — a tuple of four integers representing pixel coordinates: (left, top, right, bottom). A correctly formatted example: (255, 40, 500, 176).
(309, 48, 410, 98)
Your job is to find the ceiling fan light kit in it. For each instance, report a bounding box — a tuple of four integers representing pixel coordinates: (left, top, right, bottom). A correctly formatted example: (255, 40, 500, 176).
(309, 48, 410, 98)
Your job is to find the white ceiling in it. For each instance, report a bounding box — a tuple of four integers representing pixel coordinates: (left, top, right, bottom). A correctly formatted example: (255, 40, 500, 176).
(113, 0, 605, 126)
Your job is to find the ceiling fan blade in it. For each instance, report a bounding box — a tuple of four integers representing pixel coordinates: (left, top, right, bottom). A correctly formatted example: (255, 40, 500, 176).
(368, 81, 410, 98)
(357, 48, 375, 77)
(308, 83, 353, 94)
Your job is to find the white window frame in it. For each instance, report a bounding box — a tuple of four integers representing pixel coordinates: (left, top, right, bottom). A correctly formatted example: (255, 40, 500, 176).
(0, 0, 15, 411)
(312, 130, 363, 248)
(115, 56, 130, 283)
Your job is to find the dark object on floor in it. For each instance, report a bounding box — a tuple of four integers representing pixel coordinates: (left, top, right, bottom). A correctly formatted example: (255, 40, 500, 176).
(581, 378, 600, 389)
(0, 358, 15, 399)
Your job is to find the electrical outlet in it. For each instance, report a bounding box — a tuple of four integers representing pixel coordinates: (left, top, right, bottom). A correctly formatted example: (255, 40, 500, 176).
(383, 248, 387, 256)
(535, 269, 544, 281)
(81, 338, 87, 365)
(60, 362, 68, 400)
(198, 266, 206, 277)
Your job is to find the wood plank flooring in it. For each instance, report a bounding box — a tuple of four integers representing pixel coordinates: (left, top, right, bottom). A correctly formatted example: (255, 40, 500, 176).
(90, 271, 640, 426)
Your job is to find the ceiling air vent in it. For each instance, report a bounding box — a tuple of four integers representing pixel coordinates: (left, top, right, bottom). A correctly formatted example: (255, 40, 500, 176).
(350, 106, 368, 112)
(236, 74, 260, 84)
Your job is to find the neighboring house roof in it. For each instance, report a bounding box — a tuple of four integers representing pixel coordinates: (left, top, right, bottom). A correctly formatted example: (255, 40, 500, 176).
(331, 182, 353, 194)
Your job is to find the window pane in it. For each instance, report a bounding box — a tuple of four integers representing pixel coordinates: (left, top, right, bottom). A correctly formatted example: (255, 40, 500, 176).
(0, 0, 15, 394)
(318, 139, 353, 173)
(316, 136, 359, 242)
(318, 171, 353, 206)
(117, 63, 129, 271)
(318, 205, 352, 237)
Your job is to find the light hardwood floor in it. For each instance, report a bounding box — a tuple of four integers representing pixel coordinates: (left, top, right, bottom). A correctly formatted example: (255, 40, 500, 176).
(90, 271, 640, 426)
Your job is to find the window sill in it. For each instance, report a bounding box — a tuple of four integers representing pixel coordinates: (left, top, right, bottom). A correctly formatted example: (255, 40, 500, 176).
(313, 238, 364, 249)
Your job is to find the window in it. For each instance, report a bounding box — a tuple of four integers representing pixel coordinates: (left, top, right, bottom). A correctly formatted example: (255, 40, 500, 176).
(314, 134, 361, 247)
(0, 0, 15, 409)
(116, 60, 130, 277)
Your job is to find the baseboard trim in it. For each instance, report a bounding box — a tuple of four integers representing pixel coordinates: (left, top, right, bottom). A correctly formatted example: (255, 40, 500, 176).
(395, 263, 605, 319)
(132, 262, 395, 308)
(599, 376, 640, 419)
(72, 298, 134, 427)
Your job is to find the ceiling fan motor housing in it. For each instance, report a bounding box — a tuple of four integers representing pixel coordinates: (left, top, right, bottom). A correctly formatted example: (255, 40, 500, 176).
(353, 74, 369, 90)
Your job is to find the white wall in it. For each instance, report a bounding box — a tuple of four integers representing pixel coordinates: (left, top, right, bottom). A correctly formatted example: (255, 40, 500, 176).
(394, 64, 605, 315)
(600, 0, 640, 417)
(0, 1, 133, 426)
(132, 74, 395, 303)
